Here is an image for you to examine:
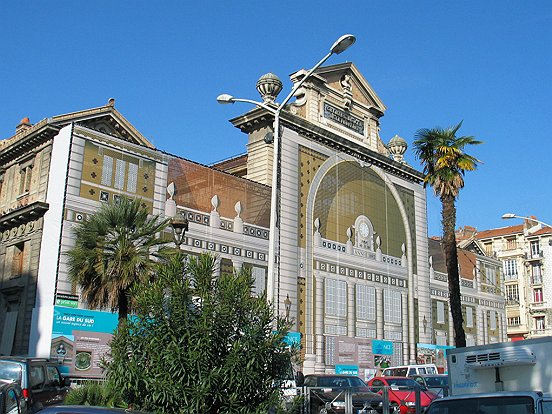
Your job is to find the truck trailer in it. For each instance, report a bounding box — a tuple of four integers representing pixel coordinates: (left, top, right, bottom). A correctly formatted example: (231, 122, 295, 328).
(426, 337, 552, 414)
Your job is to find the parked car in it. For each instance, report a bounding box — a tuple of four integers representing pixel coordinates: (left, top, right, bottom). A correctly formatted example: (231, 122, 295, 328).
(0, 358, 70, 413)
(301, 374, 384, 413)
(382, 364, 438, 377)
(0, 380, 28, 414)
(367, 376, 438, 414)
(409, 374, 449, 398)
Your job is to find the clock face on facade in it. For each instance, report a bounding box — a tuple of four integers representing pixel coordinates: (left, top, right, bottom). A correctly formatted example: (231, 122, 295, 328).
(359, 222, 370, 238)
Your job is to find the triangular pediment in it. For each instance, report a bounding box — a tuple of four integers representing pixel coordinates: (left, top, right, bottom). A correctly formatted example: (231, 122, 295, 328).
(49, 103, 155, 148)
(313, 62, 386, 115)
(458, 238, 487, 256)
(288, 62, 388, 153)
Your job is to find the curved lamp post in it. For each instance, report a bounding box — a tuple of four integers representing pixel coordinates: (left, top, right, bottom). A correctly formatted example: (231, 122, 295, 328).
(502, 213, 551, 228)
(217, 34, 356, 310)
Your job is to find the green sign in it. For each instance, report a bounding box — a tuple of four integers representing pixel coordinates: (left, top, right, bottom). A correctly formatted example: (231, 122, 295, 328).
(55, 298, 78, 308)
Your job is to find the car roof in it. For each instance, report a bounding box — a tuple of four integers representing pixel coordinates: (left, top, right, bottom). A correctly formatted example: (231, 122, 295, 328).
(373, 376, 412, 379)
(0, 356, 51, 363)
(413, 374, 447, 377)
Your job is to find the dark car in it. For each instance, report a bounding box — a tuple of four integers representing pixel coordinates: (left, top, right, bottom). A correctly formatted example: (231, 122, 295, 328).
(367, 376, 438, 414)
(301, 374, 384, 413)
(0, 379, 28, 414)
(409, 374, 449, 398)
(0, 358, 70, 413)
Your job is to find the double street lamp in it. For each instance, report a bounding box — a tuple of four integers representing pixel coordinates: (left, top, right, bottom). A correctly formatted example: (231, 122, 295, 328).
(217, 34, 356, 311)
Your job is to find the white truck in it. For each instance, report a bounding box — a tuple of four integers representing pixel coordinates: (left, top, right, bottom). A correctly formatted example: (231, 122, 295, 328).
(426, 337, 552, 414)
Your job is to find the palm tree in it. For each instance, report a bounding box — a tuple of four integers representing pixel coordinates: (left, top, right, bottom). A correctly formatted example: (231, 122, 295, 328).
(66, 197, 170, 325)
(413, 121, 482, 348)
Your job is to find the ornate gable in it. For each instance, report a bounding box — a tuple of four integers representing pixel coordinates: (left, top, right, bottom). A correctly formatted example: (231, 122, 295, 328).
(49, 100, 155, 149)
(288, 62, 387, 154)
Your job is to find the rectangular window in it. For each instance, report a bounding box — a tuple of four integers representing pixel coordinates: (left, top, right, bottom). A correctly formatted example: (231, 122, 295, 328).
(489, 310, 497, 330)
(435, 331, 447, 346)
(325, 279, 346, 317)
(11, 243, 24, 277)
(535, 316, 545, 331)
(114, 159, 126, 190)
(436, 301, 445, 324)
(507, 316, 520, 326)
(251, 266, 266, 296)
(534, 288, 543, 303)
(530, 241, 540, 257)
(506, 238, 517, 250)
(466, 306, 474, 328)
(532, 264, 542, 285)
(503, 259, 518, 280)
(506, 284, 519, 302)
(19, 165, 33, 194)
(101, 155, 114, 185)
(384, 290, 401, 324)
(466, 334, 476, 347)
(127, 162, 138, 193)
(356, 285, 376, 321)
(483, 265, 497, 285)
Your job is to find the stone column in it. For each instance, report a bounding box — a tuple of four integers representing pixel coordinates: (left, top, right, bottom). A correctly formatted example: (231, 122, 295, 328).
(481, 309, 488, 345)
(348, 281, 355, 337)
(448, 307, 454, 346)
(376, 287, 384, 339)
(401, 292, 409, 364)
(315, 274, 325, 372)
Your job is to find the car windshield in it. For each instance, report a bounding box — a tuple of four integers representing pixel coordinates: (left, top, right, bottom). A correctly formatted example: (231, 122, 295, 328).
(0, 362, 22, 384)
(386, 378, 418, 387)
(424, 376, 448, 387)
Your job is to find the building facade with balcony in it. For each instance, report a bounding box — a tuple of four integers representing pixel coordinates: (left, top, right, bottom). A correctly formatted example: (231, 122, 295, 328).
(428, 238, 507, 347)
(473, 219, 552, 340)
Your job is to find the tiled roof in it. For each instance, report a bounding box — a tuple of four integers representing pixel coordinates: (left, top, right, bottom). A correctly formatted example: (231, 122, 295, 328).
(475, 225, 524, 239)
(528, 226, 552, 236)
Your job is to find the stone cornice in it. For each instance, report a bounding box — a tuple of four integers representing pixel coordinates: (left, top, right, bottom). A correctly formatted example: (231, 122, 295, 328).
(0, 201, 49, 231)
(229, 108, 424, 184)
(0, 124, 61, 166)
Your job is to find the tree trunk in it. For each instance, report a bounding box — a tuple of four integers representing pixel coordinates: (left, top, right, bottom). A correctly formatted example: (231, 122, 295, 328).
(117, 290, 128, 328)
(441, 194, 466, 348)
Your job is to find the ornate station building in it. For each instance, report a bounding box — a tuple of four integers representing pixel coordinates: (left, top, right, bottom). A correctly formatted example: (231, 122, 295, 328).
(0, 63, 506, 377)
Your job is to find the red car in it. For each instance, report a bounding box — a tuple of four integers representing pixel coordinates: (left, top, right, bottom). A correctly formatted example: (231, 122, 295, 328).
(367, 376, 438, 414)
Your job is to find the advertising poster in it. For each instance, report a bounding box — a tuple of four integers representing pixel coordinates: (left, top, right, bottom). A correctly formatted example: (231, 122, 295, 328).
(50, 306, 118, 378)
(325, 336, 394, 381)
(416, 343, 455, 373)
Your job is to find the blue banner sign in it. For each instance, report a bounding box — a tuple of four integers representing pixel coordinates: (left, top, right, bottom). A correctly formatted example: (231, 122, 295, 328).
(372, 339, 393, 355)
(335, 364, 359, 375)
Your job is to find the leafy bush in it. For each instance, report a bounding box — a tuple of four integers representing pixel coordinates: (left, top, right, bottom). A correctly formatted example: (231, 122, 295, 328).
(64, 381, 125, 407)
(106, 252, 296, 413)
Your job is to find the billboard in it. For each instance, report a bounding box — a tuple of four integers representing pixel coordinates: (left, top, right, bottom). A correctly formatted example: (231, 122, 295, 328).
(50, 306, 118, 378)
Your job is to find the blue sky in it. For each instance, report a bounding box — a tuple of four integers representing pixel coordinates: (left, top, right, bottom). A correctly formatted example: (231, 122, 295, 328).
(2, 1, 551, 236)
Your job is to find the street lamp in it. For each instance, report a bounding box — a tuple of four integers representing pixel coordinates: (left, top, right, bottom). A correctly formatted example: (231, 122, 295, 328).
(217, 34, 356, 312)
(170, 215, 189, 247)
(502, 213, 552, 228)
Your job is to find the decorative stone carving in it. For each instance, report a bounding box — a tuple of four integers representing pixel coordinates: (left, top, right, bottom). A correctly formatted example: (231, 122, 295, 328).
(233, 201, 243, 234)
(165, 182, 176, 218)
(387, 135, 408, 164)
(314, 218, 322, 247)
(256, 73, 283, 104)
(211, 195, 220, 212)
(210, 195, 221, 229)
(340, 74, 353, 110)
